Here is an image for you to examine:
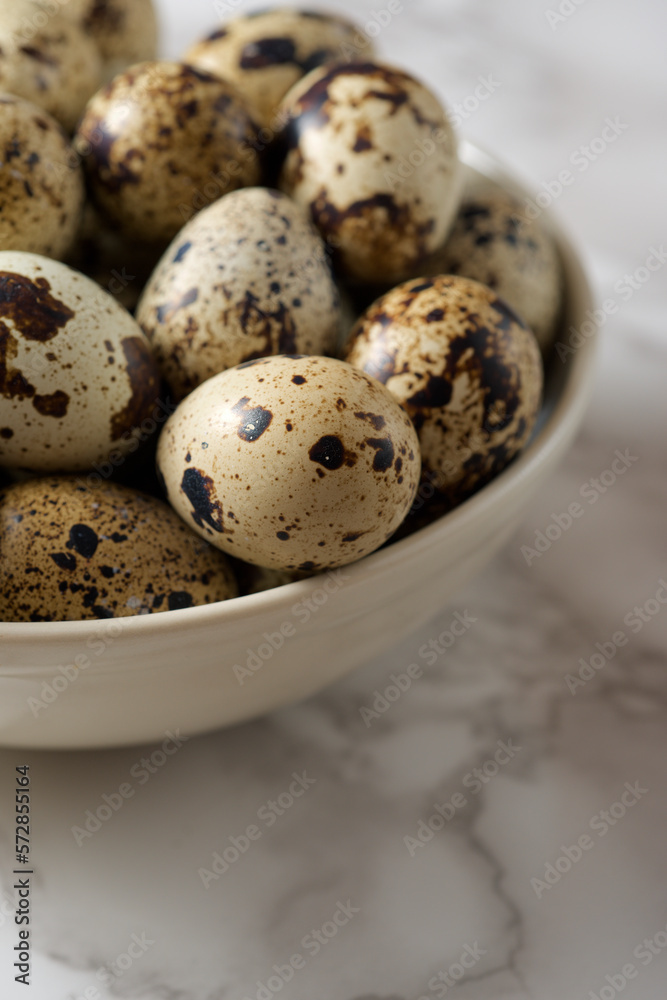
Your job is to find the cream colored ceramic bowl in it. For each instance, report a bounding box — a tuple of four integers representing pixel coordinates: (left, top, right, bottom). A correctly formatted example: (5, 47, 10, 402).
(0, 143, 598, 749)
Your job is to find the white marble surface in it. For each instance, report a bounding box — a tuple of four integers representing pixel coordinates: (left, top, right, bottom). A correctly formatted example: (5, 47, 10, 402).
(1, 0, 666, 997)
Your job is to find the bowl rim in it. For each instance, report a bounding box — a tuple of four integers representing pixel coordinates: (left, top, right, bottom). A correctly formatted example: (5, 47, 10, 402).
(0, 141, 598, 645)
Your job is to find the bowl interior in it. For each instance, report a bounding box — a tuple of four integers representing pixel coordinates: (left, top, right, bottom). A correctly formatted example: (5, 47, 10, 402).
(0, 141, 597, 657)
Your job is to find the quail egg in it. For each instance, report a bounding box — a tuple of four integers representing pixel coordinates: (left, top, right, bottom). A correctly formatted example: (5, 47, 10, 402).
(278, 60, 462, 285)
(0, 3, 103, 132)
(75, 61, 261, 244)
(423, 174, 562, 355)
(136, 187, 341, 400)
(0, 476, 238, 621)
(0, 94, 84, 260)
(183, 9, 373, 128)
(345, 274, 543, 509)
(0, 251, 160, 474)
(64, 0, 159, 80)
(157, 355, 421, 571)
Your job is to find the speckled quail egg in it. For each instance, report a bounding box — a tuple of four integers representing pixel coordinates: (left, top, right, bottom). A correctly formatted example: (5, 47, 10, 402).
(0, 251, 160, 474)
(183, 9, 374, 128)
(345, 274, 543, 509)
(423, 174, 562, 355)
(0, 94, 84, 260)
(75, 61, 261, 244)
(0, 477, 237, 621)
(55, 0, 158, 81)
(136, 187, 341, 400)
(157, 355, 421, 571)
(0, 3, 102, 132)
(277, 60, 462, 285)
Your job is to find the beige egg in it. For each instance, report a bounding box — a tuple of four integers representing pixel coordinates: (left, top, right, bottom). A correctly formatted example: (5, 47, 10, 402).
(74, 61, 261, 244)
(0, 251, 160, 474)
(136, 188, 341, 400)
(0, 94, 84, 259)
(0, 477, 237, 621)
(0, 3, 102, 132)
(76, 0, 159, 80)
(345, 275, 543, 509)
(277, 60, 462, 285)
(157, 355, 421, 571)
(183, 9, 373, 128)
(423, 174, 562, 355)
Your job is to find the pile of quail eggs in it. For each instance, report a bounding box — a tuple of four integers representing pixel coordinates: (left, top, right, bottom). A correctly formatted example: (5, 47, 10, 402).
(0, 2, 562, 622)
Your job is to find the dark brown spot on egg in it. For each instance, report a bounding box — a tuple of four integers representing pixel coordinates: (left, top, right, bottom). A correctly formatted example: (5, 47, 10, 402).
(232, 397, 273, 442)
(155, 287, 199, 324)
(0, 427, 13, 439)
(354, 411, 386, 431)
(181, 467, 224, 534)
(168, 591, 194, 611)
(32, 389, 69, 418)
(292, 375, 306, 385)
(172, 241, 192, 263)
(49, 552, 77, 571)
(66, 523, 99, 559)
(0, 272, 75, 342)
(109, 337, 159, 441)
(353, 125, 374, 152)
(241, 37, 297, 69)
(407, 374, 452, 409)
(366, 437, 395, 472)
(309, 435, 345, 470)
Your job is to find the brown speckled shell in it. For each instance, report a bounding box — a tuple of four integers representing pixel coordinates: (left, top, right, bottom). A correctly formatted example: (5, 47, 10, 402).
(345, 275, 544, 509)
(0, 6, 102, 133)
(277, 61, 462, 285)
(0, 477, 237, 622)
(0, 251, 160, 474)
(136, 188, 341, 400)
(157, 355, 421, 571)
(0, 94, 84, 260)
(183, 9, 373, 128)
(75, 61, 261, 244)
(423, 175, 562, 355)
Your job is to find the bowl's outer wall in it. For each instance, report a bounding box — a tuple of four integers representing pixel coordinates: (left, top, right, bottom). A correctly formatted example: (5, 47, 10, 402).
(0, 144, 598, 748)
